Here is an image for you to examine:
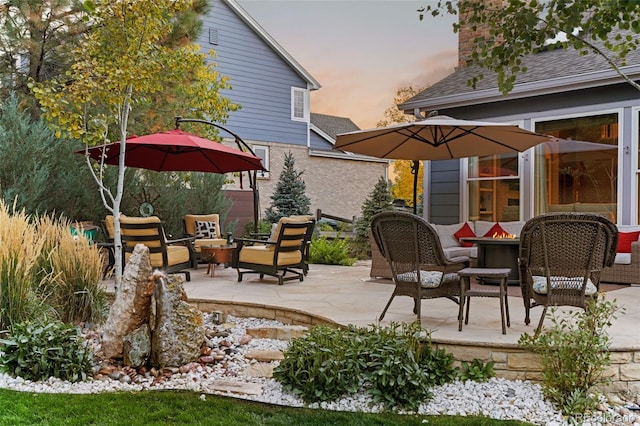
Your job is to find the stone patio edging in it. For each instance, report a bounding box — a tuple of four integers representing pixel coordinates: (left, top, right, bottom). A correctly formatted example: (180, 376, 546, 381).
(188, 298, 640, 395)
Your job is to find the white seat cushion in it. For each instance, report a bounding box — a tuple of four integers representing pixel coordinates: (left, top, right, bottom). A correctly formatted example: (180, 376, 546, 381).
(532, 276, 597, 296)
(396, 270, 459, 288)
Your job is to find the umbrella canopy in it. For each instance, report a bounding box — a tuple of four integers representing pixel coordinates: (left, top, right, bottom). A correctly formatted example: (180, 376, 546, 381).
(542, 138, 617, 155)
(77, 129, 266, 173)
(334, 115, 551, 213)
(334, 115, 550, 160)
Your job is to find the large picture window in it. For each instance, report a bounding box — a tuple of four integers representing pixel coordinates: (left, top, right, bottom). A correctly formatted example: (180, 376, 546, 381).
(534, 113, 618, 222)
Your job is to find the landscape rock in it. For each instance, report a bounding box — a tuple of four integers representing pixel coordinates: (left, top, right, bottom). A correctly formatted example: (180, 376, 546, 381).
(101, 244, 154, 359)
(122, 325, 151, 367)
(151, 273, 205, 368)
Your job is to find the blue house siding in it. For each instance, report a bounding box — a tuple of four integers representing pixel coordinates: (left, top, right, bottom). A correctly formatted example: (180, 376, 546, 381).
(309, 131, 334, 150)
(428, 160, 461, 225)
(198, 0, 309, 144)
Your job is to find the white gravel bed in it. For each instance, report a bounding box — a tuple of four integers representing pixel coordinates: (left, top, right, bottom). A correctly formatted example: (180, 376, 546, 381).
(0, 314, 638, 426)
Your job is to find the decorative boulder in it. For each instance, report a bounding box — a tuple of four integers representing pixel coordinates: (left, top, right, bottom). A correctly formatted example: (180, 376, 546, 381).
(102, 244, 154, 359)
(123, 325, 151, 367)
(151, 273, 205, 368)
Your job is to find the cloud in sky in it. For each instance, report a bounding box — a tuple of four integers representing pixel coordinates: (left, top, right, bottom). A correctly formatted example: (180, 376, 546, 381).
(239, 0, 458, 129)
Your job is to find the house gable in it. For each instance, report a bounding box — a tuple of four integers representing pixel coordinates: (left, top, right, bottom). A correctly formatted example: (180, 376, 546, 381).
(197, 0, 320, 145)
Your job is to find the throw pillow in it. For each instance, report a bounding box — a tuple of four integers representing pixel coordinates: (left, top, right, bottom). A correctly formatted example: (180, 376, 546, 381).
(483, 222, 508, 238)
(194, 220, 218, 239)
(454, 222, 476, 247)
(617, 231, 640, 253)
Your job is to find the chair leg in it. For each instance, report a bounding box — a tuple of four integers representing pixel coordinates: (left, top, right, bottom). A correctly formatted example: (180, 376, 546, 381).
(464, 296, 471, 325)
(415, 298, 421, 320)
(183, 271, 191, 282)
(379, 294, 395, 321)
(535, 306, 548, 334)
(237, 270, 244, 283)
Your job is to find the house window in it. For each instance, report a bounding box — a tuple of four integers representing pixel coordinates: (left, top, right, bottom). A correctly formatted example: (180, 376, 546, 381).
(467, 153, 520, 222)
(209, 28, 219, 45)
(253, 145, 269, 178)
(291, 88, 307, 121)
(534, 113, 618, 222)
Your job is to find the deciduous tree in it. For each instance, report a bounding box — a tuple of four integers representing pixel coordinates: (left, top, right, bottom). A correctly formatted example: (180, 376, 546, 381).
(420, 0, 640, 94)
(378, 86, 426, 208)
(32, 0, 237, 287)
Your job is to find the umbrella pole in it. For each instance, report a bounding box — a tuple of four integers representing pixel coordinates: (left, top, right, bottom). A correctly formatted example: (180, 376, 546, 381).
(174, 116, 262, 233)
(411, 160, 420, 215)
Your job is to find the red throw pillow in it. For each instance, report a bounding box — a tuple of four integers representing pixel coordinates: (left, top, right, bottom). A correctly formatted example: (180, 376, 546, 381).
(617, 231, 640, 253)
(454, 222, 476, 247)
(483, 222, 508, 238)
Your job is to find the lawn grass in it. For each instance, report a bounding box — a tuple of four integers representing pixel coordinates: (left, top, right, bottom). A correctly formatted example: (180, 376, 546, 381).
(0, 389, 534, 425)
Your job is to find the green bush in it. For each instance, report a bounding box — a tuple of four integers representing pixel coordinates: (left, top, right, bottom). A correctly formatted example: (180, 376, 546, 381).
(458, 359, 495, 382)
(517, 295, 619, 416)
(274, 322, 460, 411)
(309, 236, 357, 266)
(273, 326, 361, 402)
(0, 320, 93, 382)
(357, 323, 433, 411)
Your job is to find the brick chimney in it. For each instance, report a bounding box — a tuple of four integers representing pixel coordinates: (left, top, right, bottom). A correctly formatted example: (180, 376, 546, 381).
(457, 1, 505, 69)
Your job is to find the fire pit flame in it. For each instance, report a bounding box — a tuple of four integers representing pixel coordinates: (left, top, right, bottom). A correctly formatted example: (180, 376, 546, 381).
(492, 231, 517, 239)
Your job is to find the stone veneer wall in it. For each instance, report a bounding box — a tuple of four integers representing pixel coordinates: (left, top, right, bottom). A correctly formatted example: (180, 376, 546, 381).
(223, 141, 388, 221)
(191, 299, 640, 394)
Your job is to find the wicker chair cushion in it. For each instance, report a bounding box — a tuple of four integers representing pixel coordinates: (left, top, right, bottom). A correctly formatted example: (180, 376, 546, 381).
(532, 275, 597, 296)
(195, 220, 218, 239)
(396, 270, 459, 288)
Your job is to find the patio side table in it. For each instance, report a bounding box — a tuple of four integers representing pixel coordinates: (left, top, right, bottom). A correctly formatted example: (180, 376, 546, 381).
(458, 267, 511, 334)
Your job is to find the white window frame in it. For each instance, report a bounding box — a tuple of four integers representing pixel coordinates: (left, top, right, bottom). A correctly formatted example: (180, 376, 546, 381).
(252, 145, 269, 178)
(291, 87, 308, 122)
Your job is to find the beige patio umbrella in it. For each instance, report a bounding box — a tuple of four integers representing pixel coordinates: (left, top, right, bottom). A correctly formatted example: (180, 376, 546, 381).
(334, 114, 551, 212)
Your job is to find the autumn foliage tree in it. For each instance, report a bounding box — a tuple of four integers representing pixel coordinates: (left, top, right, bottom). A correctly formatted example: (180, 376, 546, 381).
(377, 86, 426, 208)
(32, 0, 238, 287)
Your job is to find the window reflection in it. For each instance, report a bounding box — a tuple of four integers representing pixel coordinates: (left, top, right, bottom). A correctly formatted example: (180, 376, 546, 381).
(468, 153, 520, 222)
(535, 114, 618, 222)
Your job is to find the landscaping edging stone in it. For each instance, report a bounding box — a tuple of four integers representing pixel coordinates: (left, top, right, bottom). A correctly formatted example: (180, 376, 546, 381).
(189, 298, 640, 395)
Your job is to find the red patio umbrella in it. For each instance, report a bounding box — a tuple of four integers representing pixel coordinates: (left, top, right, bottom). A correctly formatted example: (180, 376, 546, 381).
(77, 129, 266, 173)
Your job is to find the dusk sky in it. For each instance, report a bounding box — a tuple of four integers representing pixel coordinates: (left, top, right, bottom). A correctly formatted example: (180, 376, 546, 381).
(238, 0, 458, 129)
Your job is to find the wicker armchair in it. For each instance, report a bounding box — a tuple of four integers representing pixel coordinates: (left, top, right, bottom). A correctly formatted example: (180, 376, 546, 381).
(519, 212, 618, 332)
(371, 211, 470, 321)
